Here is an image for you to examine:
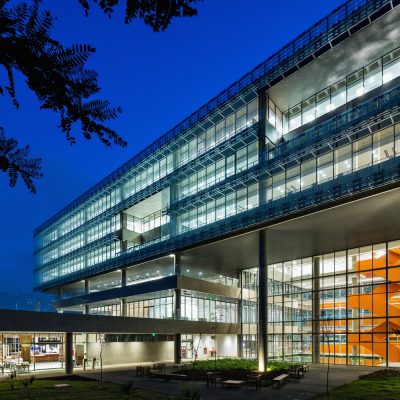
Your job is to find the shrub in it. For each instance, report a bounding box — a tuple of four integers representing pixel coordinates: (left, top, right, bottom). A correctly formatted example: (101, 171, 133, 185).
(180, 382, 202, 400)
(189, 358, 300, 372)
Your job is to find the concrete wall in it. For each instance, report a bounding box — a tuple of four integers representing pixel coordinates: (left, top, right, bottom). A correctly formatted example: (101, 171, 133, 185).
(188, 334, 238, 361)
(85, 334, 238, 365)
(217, 335, 238, 358)
(87, 341, 174, 365)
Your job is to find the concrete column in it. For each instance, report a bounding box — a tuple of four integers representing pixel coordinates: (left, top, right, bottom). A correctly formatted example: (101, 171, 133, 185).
(173, 253, 182, 363)
(237, 298, 243, 359)
(174, 333, 182, 364)
(169, 149, 179, 238)
(121, 298, 127, 317)
(237, 271, 243, 358)
(84, 304, 89, 315)
(258, 230, 268, 372)
(65, 332, 74, 375)
(174, 254, 181, 275)
(174, 288, 182, 364)
(258, 93, 267, 207)
(174, 288, 181, 320)
(237, 334, 244, 359)
(312, 256, 321, 364)
(257, 92, 267, 153)
(120, 211, 128, 252)
(351, 275, 359, 363)
(121, 269, 127, 287)
(84, 279, 90, 295)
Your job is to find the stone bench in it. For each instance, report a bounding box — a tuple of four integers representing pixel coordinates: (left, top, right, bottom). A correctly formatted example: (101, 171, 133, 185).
(222, 379, 244, 388)
(272, 373, 289, 388)
(150, 371, 187, 381)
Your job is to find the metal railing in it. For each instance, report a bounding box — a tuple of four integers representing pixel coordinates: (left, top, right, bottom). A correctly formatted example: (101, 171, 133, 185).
(0, 292, 56, 312)
(37, 154, 400, 291)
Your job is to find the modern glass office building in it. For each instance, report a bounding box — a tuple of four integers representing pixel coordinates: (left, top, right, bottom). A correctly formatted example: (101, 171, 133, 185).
(33, 0, 400, 370)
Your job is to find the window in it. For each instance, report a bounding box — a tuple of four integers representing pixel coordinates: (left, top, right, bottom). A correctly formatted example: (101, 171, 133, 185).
(373, 127, 394, 163)
(353, 135, 372, 170)
(331, 79, 346, 110)
(286, 166, 300, 193)
(347, 69, 364, 101)
(317, 152, 333, 183)
(301, 159, 316, 189)
(302, 97, 316, 124)
(334, 144, 352, 176)
(364, 60, 382, 93)
(383, 48, 400, 84)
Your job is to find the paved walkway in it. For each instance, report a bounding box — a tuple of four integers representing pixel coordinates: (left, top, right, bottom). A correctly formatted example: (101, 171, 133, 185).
(76, 364, 380, 400)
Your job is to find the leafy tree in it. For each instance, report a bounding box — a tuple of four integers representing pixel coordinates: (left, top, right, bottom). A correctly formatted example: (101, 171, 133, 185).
(0, 127, 42, 193)
(79, 0, 200, 32)
(0, 0, 200, 193)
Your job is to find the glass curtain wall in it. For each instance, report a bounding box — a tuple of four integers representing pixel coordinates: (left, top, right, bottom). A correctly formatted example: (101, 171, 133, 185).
(127, 292, 238, 322)
(176, 123, 400, 235)
(241, 268, 258, 359)
(267, 259, 312, 363)
(265, 239, 400, 366)
(89, 303, 121, 316)
(181, 293, 238, 323)
(0, 333, 64, 371)
(265, 123, 400, 200)
(267, 47, 400, 136)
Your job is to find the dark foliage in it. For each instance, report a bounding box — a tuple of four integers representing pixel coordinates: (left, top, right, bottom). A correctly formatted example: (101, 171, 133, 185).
(79, 0, 201, 31)
(0, 0, 200, 193)
(0, 0, 125, 149)
(0, 127, 42, 193)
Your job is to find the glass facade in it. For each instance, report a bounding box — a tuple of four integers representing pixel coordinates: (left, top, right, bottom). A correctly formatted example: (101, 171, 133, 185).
(126, 291, 238, 323)
(26, 0, 400, 370)
(266, 47, 400, 136)
(0, 333, 64, 371)
(266, 239, 400, 366)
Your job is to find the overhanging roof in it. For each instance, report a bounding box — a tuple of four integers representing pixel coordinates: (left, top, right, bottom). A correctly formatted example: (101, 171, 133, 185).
(180, 186, 400, 274)
(0, 309, 240, 335)
(269, 5, 400, 110)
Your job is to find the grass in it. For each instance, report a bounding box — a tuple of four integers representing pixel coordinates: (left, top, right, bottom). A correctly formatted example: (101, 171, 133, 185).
(313, 377, 400, 400)
(0, 377, 177, 400)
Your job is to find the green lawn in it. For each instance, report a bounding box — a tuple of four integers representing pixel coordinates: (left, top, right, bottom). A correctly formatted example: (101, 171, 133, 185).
(0, 378, 176, 400)
(313, 377, 400, 400)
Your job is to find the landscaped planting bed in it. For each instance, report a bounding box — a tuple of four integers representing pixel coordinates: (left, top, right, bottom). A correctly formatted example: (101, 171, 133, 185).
(184, 358, 302, 383)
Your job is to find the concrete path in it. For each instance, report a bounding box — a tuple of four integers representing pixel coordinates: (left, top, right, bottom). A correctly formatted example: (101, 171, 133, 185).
(76, 364, 380, 400)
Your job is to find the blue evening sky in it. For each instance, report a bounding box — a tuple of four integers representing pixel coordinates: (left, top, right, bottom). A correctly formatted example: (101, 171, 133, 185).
(0, 0, 344, 293)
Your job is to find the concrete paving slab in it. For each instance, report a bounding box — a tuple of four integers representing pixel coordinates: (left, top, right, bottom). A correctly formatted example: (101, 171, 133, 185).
(76, 364, 381, 400)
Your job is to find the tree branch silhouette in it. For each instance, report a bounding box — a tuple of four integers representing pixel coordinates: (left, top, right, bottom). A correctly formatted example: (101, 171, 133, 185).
(0, 0, 201, 193)
(79, 0, 200, 31)
(0, 127, 42, 193)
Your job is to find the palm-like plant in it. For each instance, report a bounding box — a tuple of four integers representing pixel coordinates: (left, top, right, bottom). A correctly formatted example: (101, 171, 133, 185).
(0, 128, 42, 193)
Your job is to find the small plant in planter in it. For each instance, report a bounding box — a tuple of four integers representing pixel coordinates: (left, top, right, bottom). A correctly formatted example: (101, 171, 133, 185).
(21, 375, 35, 399)
(180, 382, 202, 400)
(121, 380, 135, 400)
(7, 370, 17, 390)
